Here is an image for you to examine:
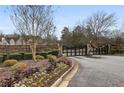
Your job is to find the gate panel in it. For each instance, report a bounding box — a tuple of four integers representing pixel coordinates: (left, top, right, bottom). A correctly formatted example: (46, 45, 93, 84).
(62, 46, 87, 56)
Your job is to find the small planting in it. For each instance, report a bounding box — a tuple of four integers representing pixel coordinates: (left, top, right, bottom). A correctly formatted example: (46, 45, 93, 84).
(36, 55, 44, 61)
(3, 59, 18, 67)
(57, 57, 72, 67)
(47, 54, 57, 62)
(11, 63, 27, 72)
(0, 52, 72, 87)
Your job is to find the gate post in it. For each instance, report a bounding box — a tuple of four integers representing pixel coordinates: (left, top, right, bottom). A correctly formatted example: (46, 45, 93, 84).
(58, 40, 63, 57)
(74, 47, 76, 56)
(85, 45, 87, 56)
(107, 44, 111, 54)
(98, 47, 100, 55)
(71, 47, 72, 56)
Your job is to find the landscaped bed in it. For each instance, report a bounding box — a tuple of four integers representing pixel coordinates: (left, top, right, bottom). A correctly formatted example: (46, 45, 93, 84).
(0, 56, 72, 87)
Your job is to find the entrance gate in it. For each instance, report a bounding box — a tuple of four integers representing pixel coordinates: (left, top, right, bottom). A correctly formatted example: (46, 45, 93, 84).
(62, 44, 109, 56)
(62, 46, 87, 56)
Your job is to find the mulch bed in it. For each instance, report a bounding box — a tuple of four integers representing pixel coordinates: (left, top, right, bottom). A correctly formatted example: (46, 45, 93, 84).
(0, 58, 72, 87)
(0, 59, 49, 81)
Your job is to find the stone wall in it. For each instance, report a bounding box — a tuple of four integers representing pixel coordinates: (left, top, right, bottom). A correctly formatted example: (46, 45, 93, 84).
(0, 45, 58, 53)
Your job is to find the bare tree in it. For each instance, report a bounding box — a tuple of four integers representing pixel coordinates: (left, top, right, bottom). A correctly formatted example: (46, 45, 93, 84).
(0, 30, 4, 41)
(87, 11, 116, 46)
(11, 5, 55, 61)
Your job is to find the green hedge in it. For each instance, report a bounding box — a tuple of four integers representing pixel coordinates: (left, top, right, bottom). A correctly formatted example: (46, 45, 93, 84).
(48, 50, 59, 56)
(36, 52, 48, 58)
(0, 55, 4, 64)
(0, 50, 59, 61)
(23, 53, 32, 60)
(9, 53, 22, 60)
(111, 49, 124, 54)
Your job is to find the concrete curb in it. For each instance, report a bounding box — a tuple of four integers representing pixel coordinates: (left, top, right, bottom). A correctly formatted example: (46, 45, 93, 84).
(51, 59, 78, 87)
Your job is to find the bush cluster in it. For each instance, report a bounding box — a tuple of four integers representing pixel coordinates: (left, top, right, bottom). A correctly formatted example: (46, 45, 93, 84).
(56, 57, 72, 67)
(0, 50, 59, 62)
(47, 54, 57, 62)
(0, 67, 40, 87)
(36, 55, 44, 61)
(36, 52, 48, 58)
(0, 56, 72, 87)
(0, 55, 4, 64)
(12, 63, 69, 87)
(3, 60, 18, 67)
(23, 53, 32, 60)
(11, 63, 27, 72)
(9, 53, 22, 60)
(111, 49, 124, 54)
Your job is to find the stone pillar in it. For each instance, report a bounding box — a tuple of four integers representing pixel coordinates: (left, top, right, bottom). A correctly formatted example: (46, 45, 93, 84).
(107, 44, 111, 54)
(87, 43, 93, 56)
(58, 41, 63, 57)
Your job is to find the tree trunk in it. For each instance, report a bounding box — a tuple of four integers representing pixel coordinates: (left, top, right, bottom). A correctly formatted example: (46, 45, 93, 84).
(30, 42, 37, 61)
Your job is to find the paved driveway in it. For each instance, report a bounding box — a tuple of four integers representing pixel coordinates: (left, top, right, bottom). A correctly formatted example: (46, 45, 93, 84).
(68, 55, 124, 87)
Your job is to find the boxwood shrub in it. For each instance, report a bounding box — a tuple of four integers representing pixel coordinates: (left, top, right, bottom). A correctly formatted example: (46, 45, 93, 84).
(36, 52, 48, 58)
(0, 55, 4, 64)
(23, 53, 32, 60)
(48, 50, 59, 56)
(0, 50, 59, 61)
(2, 54, 8, 62)
(9, 53, 22, 60)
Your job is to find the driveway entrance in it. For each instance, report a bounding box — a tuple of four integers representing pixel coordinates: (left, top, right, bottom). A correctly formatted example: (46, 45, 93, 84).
(68, 55, 124, 87)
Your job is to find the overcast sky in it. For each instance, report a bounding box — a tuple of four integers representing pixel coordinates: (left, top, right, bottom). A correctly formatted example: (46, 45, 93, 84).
(0, 5, 124, 39)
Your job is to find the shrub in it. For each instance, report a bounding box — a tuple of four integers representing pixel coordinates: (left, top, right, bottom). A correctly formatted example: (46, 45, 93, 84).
(47, 54, 57, 62)
(43, 48, 51, 52)
(23, 53, 32, 60)
(110, 49, 124, 54)
(36, 52, 48, 58)
(11, 62, 27, 72)
(56, 57, 72, 67)
(0, 55, 4, 64)
(36, 55, 44, 61)
(19, 53, 25, 60)
(3, 59, 18, 66)
(9, 53, 22, 60)
(54, 63, 68, 72)
(48, 50, 59, 57)
(0, 77, 15, 87)
(14, 67, 40, 81)
(2, 54, 8, 61)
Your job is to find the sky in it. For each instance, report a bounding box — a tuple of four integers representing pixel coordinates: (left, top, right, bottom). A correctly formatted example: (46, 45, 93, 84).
(0, 5, 124, 39)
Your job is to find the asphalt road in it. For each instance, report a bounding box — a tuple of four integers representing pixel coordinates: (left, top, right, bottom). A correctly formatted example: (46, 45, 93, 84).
(68, 55, 124, 87)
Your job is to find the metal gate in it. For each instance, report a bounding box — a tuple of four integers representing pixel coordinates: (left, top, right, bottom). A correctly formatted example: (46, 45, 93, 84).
(62, 44, 109, 56)
(62, 46, 87, 56)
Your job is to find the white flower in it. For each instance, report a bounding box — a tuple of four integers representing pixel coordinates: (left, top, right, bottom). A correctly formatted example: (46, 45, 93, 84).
(20, 84, 26, 87)
(14, 83, 20, 87)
